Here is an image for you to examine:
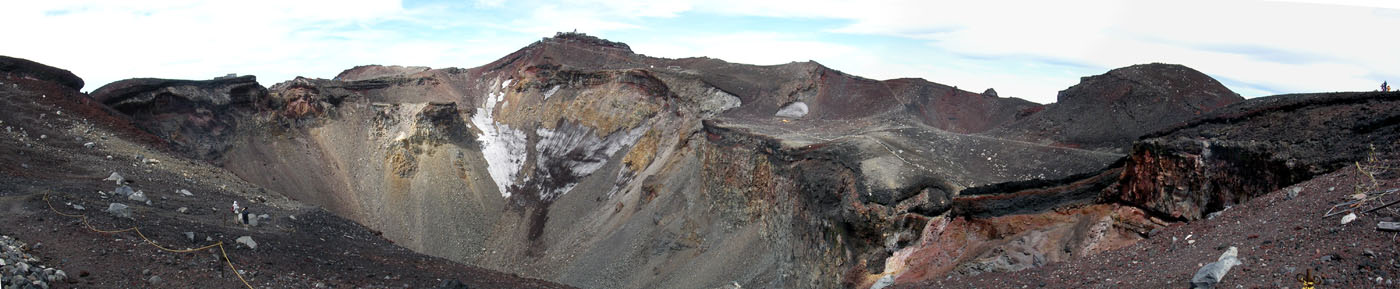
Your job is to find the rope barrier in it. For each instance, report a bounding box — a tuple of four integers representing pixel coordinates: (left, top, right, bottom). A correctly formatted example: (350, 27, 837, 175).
(43, 192, 256, 289)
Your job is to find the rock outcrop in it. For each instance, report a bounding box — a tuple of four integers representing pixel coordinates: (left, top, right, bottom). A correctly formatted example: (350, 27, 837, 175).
(1113, 91, 1400, 220)
(989, 63, 1243, 151)
(89, 76, 271, 160)
(0, 55, 84, 90)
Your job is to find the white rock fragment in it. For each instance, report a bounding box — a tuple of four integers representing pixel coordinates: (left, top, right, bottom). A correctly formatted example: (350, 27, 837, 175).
(1342, 212, 1358, 224)
(775, 101, 808, 118)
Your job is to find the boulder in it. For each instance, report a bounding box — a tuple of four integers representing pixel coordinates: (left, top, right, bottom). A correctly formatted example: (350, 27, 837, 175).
(105, 203, 132, 219)
(982, 88, 998, 97)
(127, 190, 147, 202)
(433, 279, 471, 289)
(103, 172, 124, 185)
(113, 185, 135, 197)
(235, 236, 257, 250)
(1191, 246, 1241, 289)
(774, 101, 808, 118)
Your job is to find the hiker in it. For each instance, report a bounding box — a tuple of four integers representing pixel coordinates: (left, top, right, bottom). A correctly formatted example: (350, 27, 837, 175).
(231, 201, 249, 225)
(1384, 81, 1390, 92)
(239, 207, 250, 225)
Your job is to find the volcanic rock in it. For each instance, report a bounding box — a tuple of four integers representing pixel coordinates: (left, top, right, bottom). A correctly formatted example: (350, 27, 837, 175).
(989, 63, 1243, 151)
(1190, 246, 1241, 289)
(1112, 91, 1400, 220)
(0, 56, 83, 90)
(89, 76, 270, 160)
(105, 203, 131, 219)
(236, 236, 257, 249)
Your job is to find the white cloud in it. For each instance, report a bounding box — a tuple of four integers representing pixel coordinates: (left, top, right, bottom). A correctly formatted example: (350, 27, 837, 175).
(2, 0, 1394, 103)
(0, 0, 427, 89)
(673, 0, 1399, 100)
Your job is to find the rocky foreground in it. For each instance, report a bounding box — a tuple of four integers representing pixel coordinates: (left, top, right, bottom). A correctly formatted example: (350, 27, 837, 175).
(3, 33, 1400, 289)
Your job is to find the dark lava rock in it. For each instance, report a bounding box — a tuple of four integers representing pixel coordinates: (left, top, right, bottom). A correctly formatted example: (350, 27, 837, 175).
(888, 78, 1041, 133)
(990, 63, 1243, 151)
(1113, 91, 1400, 220)
(0, 55, 84, 90)
(90, 76, 270, 160)
(434, 279, 471, 289)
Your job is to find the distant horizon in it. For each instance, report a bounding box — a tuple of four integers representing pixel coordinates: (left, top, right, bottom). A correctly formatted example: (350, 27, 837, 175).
(4, 0, 1397, 103)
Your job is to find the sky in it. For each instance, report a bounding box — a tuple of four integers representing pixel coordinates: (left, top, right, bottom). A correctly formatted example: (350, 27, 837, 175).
(3, 0, 1398, 103)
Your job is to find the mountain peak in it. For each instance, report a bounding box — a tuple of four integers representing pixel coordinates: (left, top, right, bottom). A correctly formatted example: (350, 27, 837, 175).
(540, 31, 632, 52)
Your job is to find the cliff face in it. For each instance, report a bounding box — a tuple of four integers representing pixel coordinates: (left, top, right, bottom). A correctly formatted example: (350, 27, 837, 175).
(1114, 92, 1400, 220)
(73, 33, 1400, 289)
(89, 76, 271, 160)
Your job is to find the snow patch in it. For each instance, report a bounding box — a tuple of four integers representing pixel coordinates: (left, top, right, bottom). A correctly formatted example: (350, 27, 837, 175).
(471, 88, 528, 198)
(531, 124, 648, 200)
(775, 101, 808, 118)
(543, 85, 561, 100)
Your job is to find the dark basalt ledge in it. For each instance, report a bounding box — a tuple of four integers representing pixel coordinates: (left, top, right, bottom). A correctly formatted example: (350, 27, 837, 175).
(1114, 91, 1400, 220)
(0, 55, 85, 90)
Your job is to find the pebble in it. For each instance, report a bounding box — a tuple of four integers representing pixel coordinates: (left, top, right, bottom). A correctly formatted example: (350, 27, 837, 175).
(83, 142, 94, 149)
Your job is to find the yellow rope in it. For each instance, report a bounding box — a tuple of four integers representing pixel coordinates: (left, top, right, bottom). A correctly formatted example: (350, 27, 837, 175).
(43, 192, 256, 289)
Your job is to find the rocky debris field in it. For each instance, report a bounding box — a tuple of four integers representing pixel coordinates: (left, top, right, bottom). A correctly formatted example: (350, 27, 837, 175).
(899, 161, 1400, 288)
(1, 235, 67, 289)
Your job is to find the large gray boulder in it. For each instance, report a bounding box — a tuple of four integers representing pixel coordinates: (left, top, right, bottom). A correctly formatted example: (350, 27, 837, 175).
(105, 203, 132, 219)
(1191, 246, 1241, 289)
(774, 101, 808, 118)
(235, 236, 257, 250)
